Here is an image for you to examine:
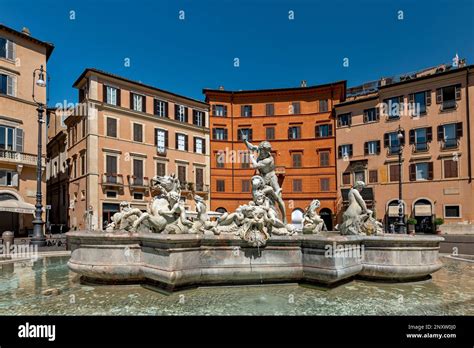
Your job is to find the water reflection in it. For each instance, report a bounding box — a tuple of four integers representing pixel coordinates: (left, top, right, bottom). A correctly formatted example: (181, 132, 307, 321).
(0, 256, 472, 315)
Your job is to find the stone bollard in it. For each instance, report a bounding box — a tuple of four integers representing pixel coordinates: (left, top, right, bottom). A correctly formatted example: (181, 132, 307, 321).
(1, 231, 14, 257)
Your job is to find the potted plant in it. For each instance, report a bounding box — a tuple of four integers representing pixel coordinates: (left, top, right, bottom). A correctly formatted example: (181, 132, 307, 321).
(434, 218, 444, 234)
(407, 218, 417, 234)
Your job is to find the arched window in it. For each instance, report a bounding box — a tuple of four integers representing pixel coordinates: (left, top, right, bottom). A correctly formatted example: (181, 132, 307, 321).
(216, 207, 227, 214)
(0, 193, 17, 201)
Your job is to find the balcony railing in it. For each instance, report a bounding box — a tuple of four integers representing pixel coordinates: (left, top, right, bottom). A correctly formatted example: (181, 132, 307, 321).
(0, 149, 45, 166)
(128, 176, 149, 188)
(101, 173, 124, 186)
(412, 142, 429, 153)
(440, 100, 457, 112)
(156, 147, 167, 156)
(441, 138, 459, 150)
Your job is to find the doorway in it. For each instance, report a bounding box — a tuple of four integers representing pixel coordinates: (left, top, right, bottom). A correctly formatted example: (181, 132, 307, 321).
(319, 208, 333, 231)
(413, 199, 433, 233)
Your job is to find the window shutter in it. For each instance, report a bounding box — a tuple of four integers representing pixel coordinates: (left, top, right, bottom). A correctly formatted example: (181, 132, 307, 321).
(15, 128, 23, 152)
(224, 128, 228, 140)
(212, 128, 216, 140)
(338, 146, 342, 158)
(288, 127, 291, 139)
(249, 129, 253, 141)
(455, 85, 461, 100)
(202, 138, 206, 154)
(315, 125, 319, 138)
(436, 88, 442, 104)
(363, 110, 368, 123)
(165, 102, 169, 118)
(12, 172, 18, 187)
(175, 105, 179, 120)
(175, 134, 178, 149)
(240, 105, 245, 117)
(376, 141, 381, 154)
(103, 85, 108, 103)
(364, 142, 368, 155)
(409, 164, 416, 181)
(212, 105, 216, 116)
(328, 124, 332, 136)
(154, 129, 158, 146)
(400, 130, 406, 146)
(165, 130, 169, 148)
(193, 137, 196, 152)
(408, 93, 414, 104)
(184, 107, 188, 123)
(428, 162, 434, 180)
(185, 135, 189, 151)
(456, 122, 463, 138)
(349, 145, 353, 157)
(426, 127, 433, 142)
(142, 96, 146, 113)
(375, 107, 380, 120)
(437, 125, 444, 141)
(425, 90, 431, 106)
(384, 133, 389, 147)
(409, 129, 415, 144)
(116, 89, 121, 106)
(223, 105, 227, 117)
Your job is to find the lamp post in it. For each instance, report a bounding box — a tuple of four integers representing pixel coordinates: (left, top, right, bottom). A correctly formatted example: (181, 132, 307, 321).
(31, 65, 48, 246)
(396, 126, 406, 234)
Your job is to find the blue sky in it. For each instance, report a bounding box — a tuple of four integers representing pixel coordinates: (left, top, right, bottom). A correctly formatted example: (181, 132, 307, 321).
(1, 0, 473, 105)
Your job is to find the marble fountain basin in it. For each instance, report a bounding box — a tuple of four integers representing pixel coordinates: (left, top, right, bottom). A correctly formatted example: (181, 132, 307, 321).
(66, 231, 444, 291)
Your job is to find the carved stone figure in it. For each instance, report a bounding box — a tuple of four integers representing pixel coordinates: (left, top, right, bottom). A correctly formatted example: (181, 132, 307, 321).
(190, 195, 215, 234)
(105, 201, 140, 232)
(336, 181, 383, 235)
(302, 199, 326, 234)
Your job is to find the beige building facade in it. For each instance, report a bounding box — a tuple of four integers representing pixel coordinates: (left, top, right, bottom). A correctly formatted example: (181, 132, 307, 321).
(0, 25, 53, 236)
(335, 63, 474, 233)
(66, 69, 210, 230)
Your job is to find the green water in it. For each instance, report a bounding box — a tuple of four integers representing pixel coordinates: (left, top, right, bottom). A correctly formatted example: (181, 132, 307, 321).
(0, 256, 472, 315)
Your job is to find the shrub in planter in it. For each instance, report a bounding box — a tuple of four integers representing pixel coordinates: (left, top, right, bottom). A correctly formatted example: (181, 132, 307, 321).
(407, 218, 417, 233)
(434, 218, 444, 234)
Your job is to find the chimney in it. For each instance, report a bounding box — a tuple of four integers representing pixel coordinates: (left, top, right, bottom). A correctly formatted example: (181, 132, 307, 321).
(218, 86, 224, 91)
(300, 80, 307, 87)
(21, 27, 31, 36)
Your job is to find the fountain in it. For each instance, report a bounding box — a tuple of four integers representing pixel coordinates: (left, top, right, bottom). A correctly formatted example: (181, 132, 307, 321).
(67, 138, 443, 291)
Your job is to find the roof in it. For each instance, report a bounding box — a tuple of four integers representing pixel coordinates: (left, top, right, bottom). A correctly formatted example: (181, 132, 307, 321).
(0, 24, 54, 60)
(73, 68, 208, 107)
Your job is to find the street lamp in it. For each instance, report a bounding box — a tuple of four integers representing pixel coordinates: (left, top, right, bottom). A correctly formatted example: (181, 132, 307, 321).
(396, 126, 406, 234)
(31, 65, 48, 246)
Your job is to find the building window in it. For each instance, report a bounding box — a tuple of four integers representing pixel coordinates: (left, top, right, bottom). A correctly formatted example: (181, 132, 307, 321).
(389, 164, 400, 182)
(292, 153, 302, 168)
(409, 91, 430, 116)
(105, 86, 118, 105)
(364, 140, 380, 155)
(409, 127, 431, 152)
(0, 73, 16, 96)
(342, 172, 351, 185)
(444, 159, 458, 178)
(106, 155, 118, 175)
(291, 102, 301, 115)
(337, 113, 351, 127)
(80, 154, 86, 176)
(0, 125, 22, 152)
(195, 167, 204, 191)
(315, 124, 332, 138)
(265, 127, 275, 140)
(216, 179, 225, 192)
(131, 93, 145, 112)
(242, 180, 250, 192)
(106, 117, 117, 137)
(0, 38, 15, 60)
(194, 137, 205, 154)
(213, 104, 227, 117)
(288, 126, 301, 140)
(437, 85, 461, 111)
(193, 110, 205, 126)
(240, 151, 250, 168)
(177, 165, 186, 184)
(0, 170, 17, 186)
(363, 108, 379, 123)
(369, 170, 378, 183)
(133, 159, 144, 185)
(237, 128, 253, 141)
(154, 99, 168, 117)
(133, 123, 143, 142)
(176, 133, 188, 151)
(106, 191, 117, 198)
(385, 131, 404, 155)
(156, 162, 166, 177)
(320, 151, 330, 167)
(338, 144, 353, 159)
(354, 171, 365, 183)
(155, 129, 167, 154)
(216, 152, 224, 168)
(319, 99, 328, 113)
(293, 179, 302, 192)
(241, 105, 252, 117)
(320, 178, 330, 192)
(444, 205, 461, 218)
(133, 192, 144, 200)
(266, 104, 274, 116)
(383, 96, 403, 119)
(438, 123, 462, 149)
(212, 128, 228, 140)
(175, 105, 187, 122)
(410, 162, 433, 181)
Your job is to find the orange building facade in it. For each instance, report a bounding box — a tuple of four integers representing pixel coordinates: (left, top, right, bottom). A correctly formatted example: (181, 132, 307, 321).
(204, 82, 346, 229)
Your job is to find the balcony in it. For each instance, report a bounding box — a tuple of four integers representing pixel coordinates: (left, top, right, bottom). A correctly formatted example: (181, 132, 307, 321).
(0, 149, 45, 167)
(441, 138, 459, 150)
(101, 173, 124, 187)
(412, 142, 429, 154)
(128, 176, 149, 189)
(156, 146, 167, 156)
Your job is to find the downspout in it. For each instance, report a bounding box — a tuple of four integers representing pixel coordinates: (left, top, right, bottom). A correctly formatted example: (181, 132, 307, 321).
(231, 92, 235, 191)
(465, 68, 472, 183)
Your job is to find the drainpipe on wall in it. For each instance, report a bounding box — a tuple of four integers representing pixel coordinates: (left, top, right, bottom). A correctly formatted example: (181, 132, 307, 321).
(231, 92, 235, 192)
(466, 68, 472, 183)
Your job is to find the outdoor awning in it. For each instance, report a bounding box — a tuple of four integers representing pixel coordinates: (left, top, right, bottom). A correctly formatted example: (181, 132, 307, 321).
(414, 204, 432, 217)
(0, 199, 35, 214)
(388, 205, 400, 217)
